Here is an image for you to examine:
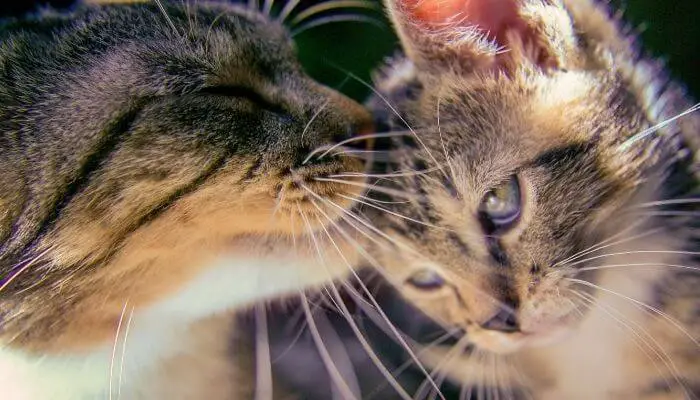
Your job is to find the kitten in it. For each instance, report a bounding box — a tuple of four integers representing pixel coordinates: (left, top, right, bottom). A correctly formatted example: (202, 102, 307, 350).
(0, 1, 373, 398)
(363, 0, 700, 398)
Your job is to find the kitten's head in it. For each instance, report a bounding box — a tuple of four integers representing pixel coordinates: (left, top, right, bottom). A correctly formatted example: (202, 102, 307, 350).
(369, 0, 697, 356)
(0, 1, 372, 351)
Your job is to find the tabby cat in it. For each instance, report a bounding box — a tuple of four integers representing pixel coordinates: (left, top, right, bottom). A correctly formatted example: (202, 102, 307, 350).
(0, 1, 373, 398)
(360, 0, 700, 398)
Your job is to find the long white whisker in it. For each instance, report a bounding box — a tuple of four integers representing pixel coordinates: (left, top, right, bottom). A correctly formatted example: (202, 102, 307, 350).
(579, 262, 700, 273)
(297, 206, 360, 400)
(309, 199, 443, 399)
(307, 197, 446, 400)
(109, 301, 129, 400)
(619, 103, 700, 150)
(316, 176, 422, 200)
(0, 248, 52, 294)
(334, 68, 447, 177)
(154, 0, 182, 39)
(565, 249, 700, 268)
(117, 306, 134, 400)
(306, 131, 412, 163)
(635, 197, 700, 208)
(552, 224, 660, 268)
(301, 99, 330, 143)
(329, 167, 441, 179)
(337, 193, 449, 231)
(570, 290, 684, 394)
(300, 291, 360, 400)
(254, 304, 273, 400)
(416, 335, 471, 400)
(312, 220, 414, 399)
(567, 278, 700, 348)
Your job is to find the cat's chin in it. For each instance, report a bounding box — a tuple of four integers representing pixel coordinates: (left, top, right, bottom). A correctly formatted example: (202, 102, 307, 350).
(469, 324, 575, 355)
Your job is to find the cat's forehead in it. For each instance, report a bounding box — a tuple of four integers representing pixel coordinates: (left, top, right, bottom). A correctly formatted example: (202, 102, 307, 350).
(430, 69, 632, 159)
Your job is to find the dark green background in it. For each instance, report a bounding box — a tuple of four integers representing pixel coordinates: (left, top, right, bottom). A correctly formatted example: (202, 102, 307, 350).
(293, 0, 700, 102)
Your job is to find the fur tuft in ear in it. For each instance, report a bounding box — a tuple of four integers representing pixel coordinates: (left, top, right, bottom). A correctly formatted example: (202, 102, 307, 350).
(385, 0, 579, 74)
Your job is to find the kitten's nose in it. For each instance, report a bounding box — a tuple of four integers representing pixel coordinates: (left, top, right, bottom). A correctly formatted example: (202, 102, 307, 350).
(481, 309, 520, 333)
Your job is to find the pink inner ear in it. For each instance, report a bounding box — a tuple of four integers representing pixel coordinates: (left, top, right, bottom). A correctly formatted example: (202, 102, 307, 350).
(405, 0, 525, 44)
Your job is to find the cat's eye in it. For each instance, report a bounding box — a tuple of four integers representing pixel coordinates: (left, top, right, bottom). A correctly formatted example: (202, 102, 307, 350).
(479, 175, 522, 231)
(407, 269, 445, 290)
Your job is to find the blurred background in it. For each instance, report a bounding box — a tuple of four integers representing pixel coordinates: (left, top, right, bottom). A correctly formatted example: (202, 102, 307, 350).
(1, 0, 698, 102)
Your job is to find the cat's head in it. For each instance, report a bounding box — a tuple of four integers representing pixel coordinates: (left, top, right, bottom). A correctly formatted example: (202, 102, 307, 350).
(368, 0, 697, 357)
(0, 1, 373, 351)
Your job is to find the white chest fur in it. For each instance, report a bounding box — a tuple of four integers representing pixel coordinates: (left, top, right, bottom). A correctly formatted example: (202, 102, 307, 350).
(0, 251, 347, 400)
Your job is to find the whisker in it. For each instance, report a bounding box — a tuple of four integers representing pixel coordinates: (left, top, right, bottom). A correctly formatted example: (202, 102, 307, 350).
(635, 197, 700, 208)
(301, 99, 330, 142)
(329, 166, 441, 179)
(254, 304, 273, 400)
(300, 291, 361, 400)
(364, 329, 465, 399)
(109, 301, 129, 400)
(290, 0, 378, 27)
(570, 290, 684, 394)
(307, 197, 446, 399)
(291, 14, 383, 37)
(337, 193, 449, 231)
(415, 335, 471, 400)
(567, 278, 700, 348)
(619, 103, 700, 151)
(357, 193, 411, 205)
(565, 249, 700, 268)
(154, 0, 182, 39)
(552, 224, 660, 268)
(315, 177, 423, 200)
(331, 66, 448, 177)
(204, 11, 227, 53)
(579, 262, 700, 273)
(117, 306, 134, 400)
(0, 248, 52, 294)
(306, 131, 413, 163)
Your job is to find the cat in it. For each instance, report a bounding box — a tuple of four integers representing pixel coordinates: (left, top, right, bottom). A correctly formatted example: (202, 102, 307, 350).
(353, 0, 700, 398)
(0, 1, 375, 398)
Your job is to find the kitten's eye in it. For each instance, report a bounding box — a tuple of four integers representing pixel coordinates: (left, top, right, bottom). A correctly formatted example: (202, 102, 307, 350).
(479, 175, 521, 230)
(407, 269, 445, 290)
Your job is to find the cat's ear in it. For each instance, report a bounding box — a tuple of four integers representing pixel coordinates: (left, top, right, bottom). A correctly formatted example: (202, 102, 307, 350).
(383, 0, 585, 75)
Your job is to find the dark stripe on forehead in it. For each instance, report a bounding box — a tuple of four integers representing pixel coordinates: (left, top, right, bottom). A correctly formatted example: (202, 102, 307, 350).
(530, 142, 594, 169)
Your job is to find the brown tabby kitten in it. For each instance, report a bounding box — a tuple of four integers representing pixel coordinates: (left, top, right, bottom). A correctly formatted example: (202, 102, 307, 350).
(364, 0, 700, 398)
(0, 1, 372, 398)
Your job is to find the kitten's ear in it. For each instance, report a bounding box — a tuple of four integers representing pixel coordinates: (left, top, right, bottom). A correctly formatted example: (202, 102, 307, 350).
(384, 0, 584, 75)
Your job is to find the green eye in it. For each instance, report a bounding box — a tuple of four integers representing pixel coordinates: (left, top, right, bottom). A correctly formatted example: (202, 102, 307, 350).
(479, 175, 521, 230)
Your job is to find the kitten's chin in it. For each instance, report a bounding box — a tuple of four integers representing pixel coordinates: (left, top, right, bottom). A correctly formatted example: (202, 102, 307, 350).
(470, 325, 574, 355)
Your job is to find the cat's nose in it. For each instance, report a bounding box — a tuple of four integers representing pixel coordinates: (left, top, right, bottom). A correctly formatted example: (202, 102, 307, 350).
(481, 309, 520, 333)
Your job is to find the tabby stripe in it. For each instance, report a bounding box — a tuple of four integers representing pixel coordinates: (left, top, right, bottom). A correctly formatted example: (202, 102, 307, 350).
(18, 100, 150, 258)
